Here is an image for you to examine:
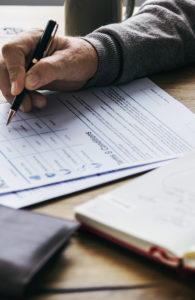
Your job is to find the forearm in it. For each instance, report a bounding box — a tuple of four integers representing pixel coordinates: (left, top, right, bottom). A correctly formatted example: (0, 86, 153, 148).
(84, 0, 195, 86)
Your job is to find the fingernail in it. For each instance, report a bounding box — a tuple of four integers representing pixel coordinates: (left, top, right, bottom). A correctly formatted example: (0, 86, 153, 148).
(11, 81, 18, 95)
(25, 73, 39, 88)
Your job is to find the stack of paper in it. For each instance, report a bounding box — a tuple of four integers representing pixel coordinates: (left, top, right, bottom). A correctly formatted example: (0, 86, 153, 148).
(0, 78, 194, 208)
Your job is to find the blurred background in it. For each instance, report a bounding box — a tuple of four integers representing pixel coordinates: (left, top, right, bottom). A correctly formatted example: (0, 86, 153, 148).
(0, 0, 145, 5)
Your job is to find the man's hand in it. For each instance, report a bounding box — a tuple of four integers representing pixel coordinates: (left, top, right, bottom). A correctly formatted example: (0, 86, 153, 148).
(0, 30, 98, 112)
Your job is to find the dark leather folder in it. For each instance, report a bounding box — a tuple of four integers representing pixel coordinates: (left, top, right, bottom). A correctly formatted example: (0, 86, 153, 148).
(0, 205, 79, 298)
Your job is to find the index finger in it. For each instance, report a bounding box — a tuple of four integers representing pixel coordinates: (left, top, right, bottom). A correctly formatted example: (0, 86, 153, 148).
(1, 29, 43, 95)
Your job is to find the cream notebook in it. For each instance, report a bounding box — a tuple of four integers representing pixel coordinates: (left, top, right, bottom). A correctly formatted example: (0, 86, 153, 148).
(75, 152, 195, 273)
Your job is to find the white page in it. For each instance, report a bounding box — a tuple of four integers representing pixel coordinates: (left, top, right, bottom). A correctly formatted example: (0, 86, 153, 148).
(0, 78, 195, 194)
(0, 90, 167, 208)
(77, 152, 195, 258)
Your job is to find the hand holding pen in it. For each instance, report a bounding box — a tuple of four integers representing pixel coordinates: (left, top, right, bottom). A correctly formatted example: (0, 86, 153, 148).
(0, 21, 98, 124)
(7, 20, 58, 124)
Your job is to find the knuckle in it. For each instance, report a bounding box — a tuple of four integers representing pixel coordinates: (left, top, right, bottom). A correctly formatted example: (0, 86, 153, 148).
(39, 60, 55, 79)
(8, 64, 24, 74)
(42, 59, 54, 71)
(1, 42, 15, 57)
(2, 39, 24, 57)
(8, 65, 24, 80)
(9, 65, 25, 82)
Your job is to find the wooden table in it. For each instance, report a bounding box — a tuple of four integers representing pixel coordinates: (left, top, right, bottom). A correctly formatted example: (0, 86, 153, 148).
(28, 66, 195, 300)
(0, 6, 195, 300)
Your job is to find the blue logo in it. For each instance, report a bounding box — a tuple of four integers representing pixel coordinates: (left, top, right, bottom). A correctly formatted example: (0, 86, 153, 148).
(45, 172, 56, 178)
(29, 175, 41, 180)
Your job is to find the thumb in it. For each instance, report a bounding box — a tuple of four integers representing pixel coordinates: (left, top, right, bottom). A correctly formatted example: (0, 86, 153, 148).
(25, 56, 59, 90)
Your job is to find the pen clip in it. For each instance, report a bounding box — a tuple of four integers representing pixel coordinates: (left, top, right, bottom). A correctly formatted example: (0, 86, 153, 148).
(43, 22, 59, 58)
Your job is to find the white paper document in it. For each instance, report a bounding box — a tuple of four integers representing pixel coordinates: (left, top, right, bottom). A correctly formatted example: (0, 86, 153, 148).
(0, 78, 195, 195)
(0, 29, 165, 208)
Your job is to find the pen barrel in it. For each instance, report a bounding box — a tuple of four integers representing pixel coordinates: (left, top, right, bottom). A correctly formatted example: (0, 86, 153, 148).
(30, 20, 57, 63)
(11, 89, 27, 111)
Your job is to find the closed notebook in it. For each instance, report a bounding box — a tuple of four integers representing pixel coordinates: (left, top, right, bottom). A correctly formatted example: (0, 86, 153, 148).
(75, 152, 195, 274)
(0, 205, 79, 297)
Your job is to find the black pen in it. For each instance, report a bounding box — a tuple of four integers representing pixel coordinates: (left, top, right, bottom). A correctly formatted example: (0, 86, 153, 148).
(6, 19, 58, 125)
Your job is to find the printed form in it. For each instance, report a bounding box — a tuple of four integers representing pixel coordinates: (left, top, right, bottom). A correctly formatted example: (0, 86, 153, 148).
(0, 78, 195, 195)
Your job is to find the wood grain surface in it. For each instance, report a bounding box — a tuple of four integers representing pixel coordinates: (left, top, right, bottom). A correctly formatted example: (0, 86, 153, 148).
(29, 65, 195, 300)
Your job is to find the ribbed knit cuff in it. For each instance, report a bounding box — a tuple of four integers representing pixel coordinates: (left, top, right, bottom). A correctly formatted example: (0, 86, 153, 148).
(82, 31, 121, 87)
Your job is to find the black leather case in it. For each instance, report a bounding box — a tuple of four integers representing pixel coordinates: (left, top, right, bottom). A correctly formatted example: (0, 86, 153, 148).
(0, 205, 79, 298)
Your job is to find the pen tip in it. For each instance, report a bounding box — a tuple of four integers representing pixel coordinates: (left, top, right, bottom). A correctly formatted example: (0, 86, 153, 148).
(6, 109, 16, 125)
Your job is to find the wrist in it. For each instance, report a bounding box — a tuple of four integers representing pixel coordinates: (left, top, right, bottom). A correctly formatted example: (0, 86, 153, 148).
(83, 31, 121, 87)
(79, 38, 98, 80)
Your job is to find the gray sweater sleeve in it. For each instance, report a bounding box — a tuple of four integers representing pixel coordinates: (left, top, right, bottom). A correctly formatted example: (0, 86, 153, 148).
(84, 0, 195, 86)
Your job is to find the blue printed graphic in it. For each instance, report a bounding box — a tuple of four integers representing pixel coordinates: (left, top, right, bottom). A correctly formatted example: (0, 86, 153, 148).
(77, 165, 86, 171)
(45, 172, 56, 178)
(60, 169, 71, 175)
(91, 163, 102, 168)
(29, 175, 41, 180)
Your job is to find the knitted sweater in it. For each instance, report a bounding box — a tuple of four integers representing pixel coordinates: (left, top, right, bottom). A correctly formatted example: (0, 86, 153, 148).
(84, 0, 195, 86)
